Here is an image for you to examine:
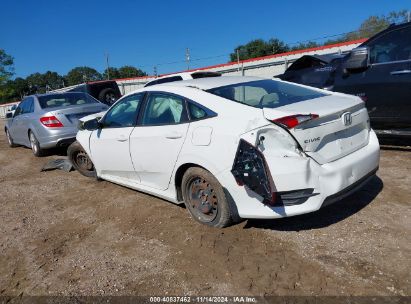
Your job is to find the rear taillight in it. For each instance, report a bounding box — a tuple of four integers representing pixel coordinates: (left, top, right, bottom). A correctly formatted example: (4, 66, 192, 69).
(272, 114, 319, 129)
(40, 116, 64, 128)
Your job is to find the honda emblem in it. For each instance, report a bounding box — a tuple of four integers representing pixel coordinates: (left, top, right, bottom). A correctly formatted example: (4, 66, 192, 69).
(342, 112, 352, 126)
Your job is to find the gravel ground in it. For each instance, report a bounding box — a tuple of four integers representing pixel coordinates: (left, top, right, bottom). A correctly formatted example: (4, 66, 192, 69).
(0, 119, 410, 299)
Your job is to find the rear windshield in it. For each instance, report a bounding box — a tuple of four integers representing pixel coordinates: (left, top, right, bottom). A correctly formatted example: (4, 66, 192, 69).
(206, 79, 327, 109)
(38, 93, 99, 109)
(145, 76, 183, 87)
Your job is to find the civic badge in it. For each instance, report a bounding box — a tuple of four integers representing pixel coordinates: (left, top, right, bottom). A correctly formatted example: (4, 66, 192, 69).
(342, 112, 352, 126)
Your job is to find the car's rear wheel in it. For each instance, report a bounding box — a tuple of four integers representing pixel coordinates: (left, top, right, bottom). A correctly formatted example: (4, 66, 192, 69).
(29, 131, 44, 157)
(98, 88, 119, 105)
(67, 141, 96, 178)
(5, 129, 17, 147)
(182, 167, 234, 228)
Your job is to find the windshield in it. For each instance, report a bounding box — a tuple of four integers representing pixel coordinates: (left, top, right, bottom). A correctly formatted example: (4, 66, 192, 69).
(206, 79, 327, 109)
(38, 92, 100, 109)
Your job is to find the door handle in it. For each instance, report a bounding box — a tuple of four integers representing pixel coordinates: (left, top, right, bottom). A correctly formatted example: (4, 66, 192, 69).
(116, 135, 128, 142)
(165, 132, 183, 139)
(390, 70, 411, 75)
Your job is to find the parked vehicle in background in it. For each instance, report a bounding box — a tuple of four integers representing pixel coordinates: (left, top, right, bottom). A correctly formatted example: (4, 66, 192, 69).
(69, 76, 379, 227)
(5, 92, 108, 156)
(66, 80, 122, 105)
(144, 71, 221, 87)
(277, 21, 411, 138)
(5, 104, 18, 117)
(278, 54, 344, 89)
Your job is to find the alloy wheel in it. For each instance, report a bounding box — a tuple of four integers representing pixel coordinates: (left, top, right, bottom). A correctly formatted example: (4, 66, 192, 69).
(30, 133, 38, 154)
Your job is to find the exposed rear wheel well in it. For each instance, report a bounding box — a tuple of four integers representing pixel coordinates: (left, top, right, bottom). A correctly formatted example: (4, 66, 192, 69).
(175, 163, 205, 201)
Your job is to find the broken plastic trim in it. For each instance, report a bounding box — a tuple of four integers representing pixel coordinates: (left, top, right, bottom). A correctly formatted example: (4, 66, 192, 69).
(231, 139, 275, 205)
(41, 159, 74, 172)
(277, 188, 319, 206)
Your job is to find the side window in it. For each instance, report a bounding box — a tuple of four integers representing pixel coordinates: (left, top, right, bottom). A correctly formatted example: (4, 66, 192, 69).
(188, 102, 207, 120)
(142, 93, 187, 126)
(368, 26, 411, 64)
(21, 98, 34, 114)
(103, 93, 144, 128)
(13, 102, 24, 116)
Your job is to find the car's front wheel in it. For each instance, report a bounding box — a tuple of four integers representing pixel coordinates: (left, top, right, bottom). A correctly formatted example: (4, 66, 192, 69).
(67, 141, 96, 178)
(5, 129, 17, 147)
(182, 167, 234, 228)
(29, 131, 44, 157)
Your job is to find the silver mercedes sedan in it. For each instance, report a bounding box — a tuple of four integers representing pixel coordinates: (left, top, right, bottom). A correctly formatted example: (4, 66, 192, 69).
(5, 92, 108, 156)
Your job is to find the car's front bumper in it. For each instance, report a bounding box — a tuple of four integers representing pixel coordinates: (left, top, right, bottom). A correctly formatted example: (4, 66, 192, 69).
(217, 130, 380, 219)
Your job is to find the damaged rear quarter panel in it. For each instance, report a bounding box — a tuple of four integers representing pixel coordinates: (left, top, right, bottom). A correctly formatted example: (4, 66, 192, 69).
(240, 125, 320, 192)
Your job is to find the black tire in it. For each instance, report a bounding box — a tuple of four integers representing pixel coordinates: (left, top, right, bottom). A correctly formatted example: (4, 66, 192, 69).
(98, 88, 119, 105)
(5, 128, 17, 148)
(29, 131, 44, 157)
(67, 141, 96, 178)
(182, 167, 234, 228)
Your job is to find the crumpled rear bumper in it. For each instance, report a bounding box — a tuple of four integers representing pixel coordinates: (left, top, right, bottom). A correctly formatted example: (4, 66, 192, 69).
(217, 130, 380, 219)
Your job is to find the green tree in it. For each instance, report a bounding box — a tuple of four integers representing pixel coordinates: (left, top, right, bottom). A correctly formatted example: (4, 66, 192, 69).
(8, 77, 29, 99)
(65, 66, 102, 86)
(230, 38, 289, 62)
(0, 49, 14, 85)
(0, 49, 15, 103)
(325, 9, 409, 45)
(102, 67, 121, 80)
(291, 41, 319, 51)
(118, 66, 147, 78)
(25, 71, 64, 93)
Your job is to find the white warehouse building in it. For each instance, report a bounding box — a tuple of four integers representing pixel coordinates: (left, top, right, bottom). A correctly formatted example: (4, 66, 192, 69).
(115, 39, 366, 95)
(0, 39, 365, 118)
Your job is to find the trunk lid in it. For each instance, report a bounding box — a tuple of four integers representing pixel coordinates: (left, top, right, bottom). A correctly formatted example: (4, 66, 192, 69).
(50, 103, 108, 128)
(263, 95, 370, 164)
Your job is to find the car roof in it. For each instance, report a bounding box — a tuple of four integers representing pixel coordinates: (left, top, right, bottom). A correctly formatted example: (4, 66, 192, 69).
(156, 76, 265, 90)
(360, 21, 411, 46)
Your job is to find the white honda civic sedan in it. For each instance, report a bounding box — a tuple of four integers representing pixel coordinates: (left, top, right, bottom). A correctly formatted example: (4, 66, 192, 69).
(68, 76, 380, 227)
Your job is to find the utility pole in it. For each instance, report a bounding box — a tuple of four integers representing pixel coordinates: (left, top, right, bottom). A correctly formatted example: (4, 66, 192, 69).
(154, 66, 158, 77)
(185, 48, 190, 70)
(408, 11, 410, 22)
(105, 53, 110, 80)
(237, 49, 240, 72)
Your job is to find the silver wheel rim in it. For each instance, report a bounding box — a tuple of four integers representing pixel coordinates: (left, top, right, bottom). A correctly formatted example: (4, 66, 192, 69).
(106, 93, 116, 104)
(30, 133, 38, 154)
(6, 130, 12, 145)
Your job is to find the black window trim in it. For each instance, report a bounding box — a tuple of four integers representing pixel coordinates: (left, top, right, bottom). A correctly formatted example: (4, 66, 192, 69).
(186, 100, 217, 122)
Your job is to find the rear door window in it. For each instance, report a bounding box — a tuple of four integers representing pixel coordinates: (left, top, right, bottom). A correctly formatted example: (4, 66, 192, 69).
(21, 97, 34, 114)
(141, 93, 187, 125)
(13, 101, 25, 116)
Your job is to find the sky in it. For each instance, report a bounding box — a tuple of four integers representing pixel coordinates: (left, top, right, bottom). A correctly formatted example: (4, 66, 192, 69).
(1, 0, 410, 78)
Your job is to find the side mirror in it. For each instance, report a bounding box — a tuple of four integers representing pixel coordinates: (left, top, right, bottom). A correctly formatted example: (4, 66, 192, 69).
(6, 112, 13, 119)
(343, 47, 369, 71)
(81, 118, 102, 131)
